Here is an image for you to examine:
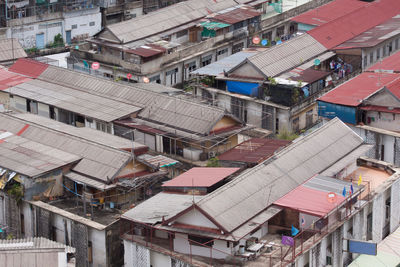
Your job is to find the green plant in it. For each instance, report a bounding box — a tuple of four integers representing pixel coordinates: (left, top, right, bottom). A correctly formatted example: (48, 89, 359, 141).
(184, 84, 194, 92)
(25, 47, 38, 54)
(207, 157, 220, 167)
(6, 233, 14, 240)
(7, 183, 23, 203)
(277, 127, 298, 141)
(297, 80, 303, 88)
(292, 88, 300, 104)
(53, 33, 64, 47)
(268, 77, 277, 85)
(200, 76, 214, 87)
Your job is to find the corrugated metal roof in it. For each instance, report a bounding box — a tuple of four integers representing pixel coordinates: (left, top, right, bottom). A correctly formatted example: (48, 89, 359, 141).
(274, 175, 362, 217)
(212, 5, 260, 24)
(0, 132, 80, 178)
(248, 34, 327, 77)
(8, 58, 48, 78)
(308, 0, 400, 49)
(0, 39, 27, 63)
(0, 68, 31, 91)
(218, 138, 290, 163)
(0, 237, 75, 253)
(162, 167, 240, 188)
(4, 78, 141, 122)
(122, 192, 203, 224)
(194, 118, 364, 232)
(367, 50, 400, 73)
(13, 113, 146, 151)
(35, 64, 239, 135)
(191, 51, 256, 76)
(335, 16, 400, 50)
(291, 0, 369, 27)
(0, 114, 132, 182)
(127, 44, 166, 58)
(65, 172, 116, 190)
(137, 154, 179, 169)
(318, 72, 400, 106)
(321, 144, 373, 177)
(105, 0, 252, 44)
(360, 105, 400, 115)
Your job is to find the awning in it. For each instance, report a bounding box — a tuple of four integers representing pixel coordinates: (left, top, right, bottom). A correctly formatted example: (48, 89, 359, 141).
(64, 172, 116, 191)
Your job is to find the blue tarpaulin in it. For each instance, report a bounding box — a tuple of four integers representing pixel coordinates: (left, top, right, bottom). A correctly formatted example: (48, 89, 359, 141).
(226, 81, 259, 97)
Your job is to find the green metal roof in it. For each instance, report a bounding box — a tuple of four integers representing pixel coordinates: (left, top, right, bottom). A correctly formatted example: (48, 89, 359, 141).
(200, 21, 231, 30)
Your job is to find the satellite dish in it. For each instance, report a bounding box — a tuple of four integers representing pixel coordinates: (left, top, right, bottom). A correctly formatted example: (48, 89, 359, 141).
(314, 59, 321, 66)
(261, 39, 268, 46)
(252, 36, 261, 44)
(327, 192, 337, 203)
(276, 40, 282, 45)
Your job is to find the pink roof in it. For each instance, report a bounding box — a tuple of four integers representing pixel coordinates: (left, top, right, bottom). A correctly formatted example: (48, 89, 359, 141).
(318, 72, 400, 106)
(360, 105, 400, 115)
(8, 58, 48, 78)
(0, 68, 31, 91)
(308, 0, 400, 49)
(162, 167, 240, 188)
(291, 0, 368, 27)
(274, 185, 345, 217)
(368, 50, 400, 73)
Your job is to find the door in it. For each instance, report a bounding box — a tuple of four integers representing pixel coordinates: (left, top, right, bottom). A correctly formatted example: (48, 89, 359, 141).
(36, 33, 44, 49)
(66, 30, 71, 44)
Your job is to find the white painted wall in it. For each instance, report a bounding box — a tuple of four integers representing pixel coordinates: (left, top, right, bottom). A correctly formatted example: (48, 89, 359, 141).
(11, 95, 27, 112)
(150, 250, 171, 267)
(64, 8, 101, 41)
(176, 208, 218, 229)
(89, 228, 107, 267)
(366, 111, 400, 132)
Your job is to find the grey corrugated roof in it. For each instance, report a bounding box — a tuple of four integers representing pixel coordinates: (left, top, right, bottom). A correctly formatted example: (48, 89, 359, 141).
(5, 79, 141, 122)
(0, 237, 75, 253)
(303, 174, 362, 195)
(0, 38, 26, 63)
(14, 113, 146, 151)
(191, 51, 257, 76)
(122, 192, 203, 224)
(0, 133, 80, 178)
(106, 0, 251, 44)
(38, 66, 239, 135)
(195, 118, 364, 232)
(248, 34, 327, 78)
(0, 114, 131, 182)
(65, 172, 116, 191)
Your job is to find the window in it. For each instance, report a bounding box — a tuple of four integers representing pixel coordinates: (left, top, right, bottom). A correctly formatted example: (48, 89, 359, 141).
(89, 21, 95, 26)
(369, 52, 373, 64)
(20, 214, 24, 235)
(166, 68, 178, 85)
(385, 198, 391, 220)
(201, 55, 212, 67)
(218, 48, 228, 56)
(383, 46, 387, 57)
(226, 241, 230, 248)
(71, 24, 77, 29)
(306, 109, 313, 128)
(275, 118, 279, 134)
(49, 106, 56, 120)
(388, 42, 393, 54)
(396, 39, 399, 50)
(176, 29, 188, 38)
(367, 213, 372, 240)
(380, 144, 385, 161)
(377, 48, 381, 59)
(232, 42, 244, 54)
(149, 75, 161, 84)
(276, 26, 285, 37)
(363, 56, 367, 68)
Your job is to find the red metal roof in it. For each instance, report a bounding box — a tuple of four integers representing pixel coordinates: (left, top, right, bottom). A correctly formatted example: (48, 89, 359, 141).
(274, 185, 345, 217)
(212, 6, 260, 25)
(8, 58, 48, 78)
(308, 0, 400, 49)
(318, 72, 400, 106)
(218, 138, 290, 163)
(162, 167, 240, 188)
(367, 50, 400, 73)
(0, 68, 31, 91)
(291, 0, 368, 27)
(360, 105, 400, 115)
(127, 44, 166, 58)
(334, 16, 400, 50)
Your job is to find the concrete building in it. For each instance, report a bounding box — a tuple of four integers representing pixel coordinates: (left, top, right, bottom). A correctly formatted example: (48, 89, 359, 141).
(0, 59, 251, 165)
(0, 113, 170, 267)
(0, 0, 102, 49)
(0, 38, 26, 65)
(0, 237, 75, 267)
(119, 118, 396, 266)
